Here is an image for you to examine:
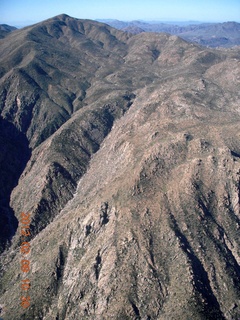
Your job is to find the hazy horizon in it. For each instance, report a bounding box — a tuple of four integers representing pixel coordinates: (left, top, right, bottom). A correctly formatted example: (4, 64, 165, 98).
(2, 15, 240, 29)
(1, 0, 239, 27)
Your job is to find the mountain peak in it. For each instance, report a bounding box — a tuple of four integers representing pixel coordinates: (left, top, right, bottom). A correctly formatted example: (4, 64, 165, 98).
(47, 13, 71, 22)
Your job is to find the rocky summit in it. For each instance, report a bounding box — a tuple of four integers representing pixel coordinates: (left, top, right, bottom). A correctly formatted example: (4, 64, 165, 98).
(0, 14, 239, 320)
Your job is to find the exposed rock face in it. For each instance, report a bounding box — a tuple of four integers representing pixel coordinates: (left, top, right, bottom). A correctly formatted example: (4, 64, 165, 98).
(0, 14, 239, 320)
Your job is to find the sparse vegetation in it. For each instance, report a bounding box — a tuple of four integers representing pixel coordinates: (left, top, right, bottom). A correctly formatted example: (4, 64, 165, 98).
(0, 14, 239, 320)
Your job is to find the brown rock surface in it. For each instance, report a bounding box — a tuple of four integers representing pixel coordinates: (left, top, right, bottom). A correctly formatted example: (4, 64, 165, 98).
(0, 14, 239, 320)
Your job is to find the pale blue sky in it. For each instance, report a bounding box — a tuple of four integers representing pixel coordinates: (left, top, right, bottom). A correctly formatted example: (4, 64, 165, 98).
(1, 0, 240, 26)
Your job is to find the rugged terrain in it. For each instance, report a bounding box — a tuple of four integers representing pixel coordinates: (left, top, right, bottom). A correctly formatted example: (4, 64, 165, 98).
(0, 14, 240, 319)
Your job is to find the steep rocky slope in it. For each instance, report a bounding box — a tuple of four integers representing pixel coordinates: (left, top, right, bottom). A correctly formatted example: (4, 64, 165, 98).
(0, 14, 239, 320)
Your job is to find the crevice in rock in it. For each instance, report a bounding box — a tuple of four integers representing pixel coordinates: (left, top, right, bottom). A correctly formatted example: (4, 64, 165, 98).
(100, 202, 109, 226)
(51, 244, 68, 296)
(130, 300, 141, 319)
(85, 224, 91, 236)
(56, 244, 67, 281)
(94, 250, 102, 280)
(149, 234, 154, 265)
(230, 150, 240, 158)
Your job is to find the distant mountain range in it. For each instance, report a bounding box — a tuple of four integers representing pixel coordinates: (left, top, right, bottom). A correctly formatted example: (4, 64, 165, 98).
(98, 20, 240, 47)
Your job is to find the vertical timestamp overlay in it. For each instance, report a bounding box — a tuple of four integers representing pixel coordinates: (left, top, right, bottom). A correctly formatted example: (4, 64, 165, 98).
(20, 212, 31, 310)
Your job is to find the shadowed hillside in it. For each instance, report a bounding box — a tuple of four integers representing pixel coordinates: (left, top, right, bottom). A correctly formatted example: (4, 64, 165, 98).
(0, 24, 17, 39)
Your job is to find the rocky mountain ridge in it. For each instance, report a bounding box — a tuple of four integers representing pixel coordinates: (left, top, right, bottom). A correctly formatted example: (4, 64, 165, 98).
(0, 14, 239, 319)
